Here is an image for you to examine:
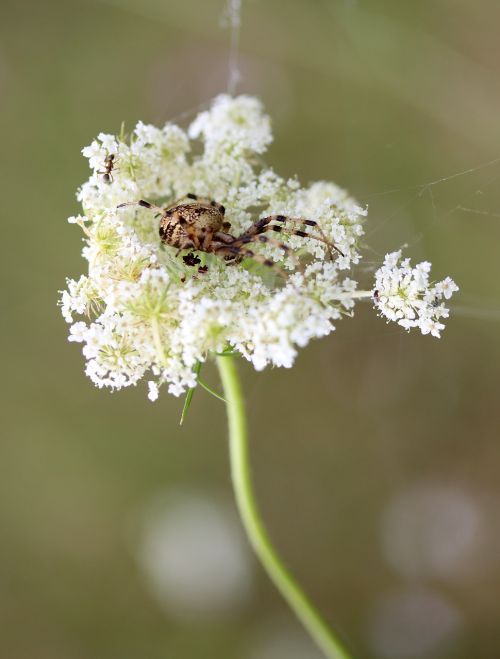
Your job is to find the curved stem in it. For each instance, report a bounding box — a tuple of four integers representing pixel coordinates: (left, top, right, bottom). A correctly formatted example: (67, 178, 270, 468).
(216, 355, 352, 659)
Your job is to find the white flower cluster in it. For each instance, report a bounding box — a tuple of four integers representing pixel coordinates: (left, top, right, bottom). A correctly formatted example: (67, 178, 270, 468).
(374, 251, 458, 337)
(59, 94, 456, 400)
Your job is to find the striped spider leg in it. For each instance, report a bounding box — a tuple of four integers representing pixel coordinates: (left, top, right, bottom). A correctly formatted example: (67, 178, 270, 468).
(237, 214, 345, 260)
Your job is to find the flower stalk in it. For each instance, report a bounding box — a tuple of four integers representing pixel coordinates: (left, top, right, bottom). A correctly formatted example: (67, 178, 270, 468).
(216, 354, 352, 659)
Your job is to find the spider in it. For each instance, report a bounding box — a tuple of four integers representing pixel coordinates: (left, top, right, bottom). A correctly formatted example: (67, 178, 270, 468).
(117, 193, 344, 272)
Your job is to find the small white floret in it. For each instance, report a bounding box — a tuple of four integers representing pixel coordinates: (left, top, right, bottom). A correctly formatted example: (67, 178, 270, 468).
(148, 381, 159, 402)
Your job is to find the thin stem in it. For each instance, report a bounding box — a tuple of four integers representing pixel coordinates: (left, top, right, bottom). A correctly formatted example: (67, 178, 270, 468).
(346, 290, 373, 299)
(179, 362, 202, 426)
(198, 378, 227, 403)
(216, 355, 352, 659)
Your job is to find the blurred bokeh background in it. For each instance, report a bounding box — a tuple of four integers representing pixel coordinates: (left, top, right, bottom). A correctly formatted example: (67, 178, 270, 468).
(1, 0, 500, 657)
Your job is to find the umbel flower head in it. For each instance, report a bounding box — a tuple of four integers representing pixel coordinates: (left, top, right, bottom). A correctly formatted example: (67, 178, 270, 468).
(59, 95, 458, 400)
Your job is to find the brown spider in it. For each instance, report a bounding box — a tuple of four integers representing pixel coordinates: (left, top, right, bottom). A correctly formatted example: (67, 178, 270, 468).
(117, 193, 343, 271)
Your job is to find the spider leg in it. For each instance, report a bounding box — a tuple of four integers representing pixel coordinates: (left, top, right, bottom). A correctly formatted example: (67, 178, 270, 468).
(117, 199, 166, 214)
(201, 227, 215, 251)
(164, 195, 192, 211)
(229, 233, 302, 270)
(213, 244, 287, 278)
(184, 223, 202, 250)
(245, 215, 344, 259)
(186, 193, 226, 215)
(173, 221, 200, 255)
(161, 193, 226, 215)
(213, 231, 235, 245)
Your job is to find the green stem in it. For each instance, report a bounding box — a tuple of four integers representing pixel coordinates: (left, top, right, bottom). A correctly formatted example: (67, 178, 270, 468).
(198, 378, 227, 403)
(216, 355, 352, 659)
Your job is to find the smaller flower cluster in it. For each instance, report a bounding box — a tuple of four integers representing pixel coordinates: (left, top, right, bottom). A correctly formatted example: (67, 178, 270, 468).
(374, 251, 458, 337)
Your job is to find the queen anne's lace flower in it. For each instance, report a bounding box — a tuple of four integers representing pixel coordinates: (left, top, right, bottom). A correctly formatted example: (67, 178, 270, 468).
(59, 94, 457, 399)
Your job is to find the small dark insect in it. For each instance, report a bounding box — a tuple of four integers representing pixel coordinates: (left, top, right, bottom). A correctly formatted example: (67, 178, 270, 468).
(182, 252, 201, 267)
(118, 193, 344, 273)
(373, 289, 380, 302)
(99, 154, 116, 184)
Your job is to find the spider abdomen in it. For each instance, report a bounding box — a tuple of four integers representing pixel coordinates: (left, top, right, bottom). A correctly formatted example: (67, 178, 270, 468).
(159, 203, 224, 250)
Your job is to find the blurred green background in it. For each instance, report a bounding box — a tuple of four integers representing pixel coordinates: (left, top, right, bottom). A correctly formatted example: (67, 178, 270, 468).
(1, 0, 500, 657)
